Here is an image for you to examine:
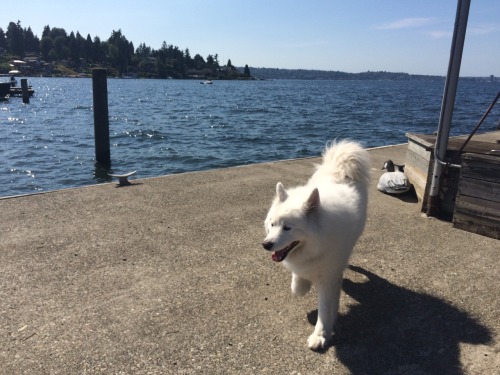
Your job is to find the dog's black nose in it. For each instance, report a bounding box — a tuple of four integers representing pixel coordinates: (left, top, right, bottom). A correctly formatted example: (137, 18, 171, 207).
(262, 241, 273, 250)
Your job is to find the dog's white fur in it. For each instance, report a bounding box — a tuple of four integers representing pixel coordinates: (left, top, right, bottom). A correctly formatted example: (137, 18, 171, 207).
(262, 140, 370, 350)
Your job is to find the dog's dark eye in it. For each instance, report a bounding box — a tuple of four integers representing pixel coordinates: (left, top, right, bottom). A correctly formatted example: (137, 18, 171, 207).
(283, 225, 291, 231)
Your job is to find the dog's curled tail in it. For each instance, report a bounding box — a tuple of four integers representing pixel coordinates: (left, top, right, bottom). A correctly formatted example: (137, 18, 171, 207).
(320, 140, 371, 186)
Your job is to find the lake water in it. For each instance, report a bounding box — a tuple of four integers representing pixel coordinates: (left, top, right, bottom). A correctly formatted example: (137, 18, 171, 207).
(1, 77, 499, 197)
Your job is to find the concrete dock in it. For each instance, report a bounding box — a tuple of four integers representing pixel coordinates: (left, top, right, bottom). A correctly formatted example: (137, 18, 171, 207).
(1, 144, 498, 374)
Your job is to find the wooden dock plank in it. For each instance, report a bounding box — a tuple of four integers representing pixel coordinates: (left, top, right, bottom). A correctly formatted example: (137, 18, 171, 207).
(454, 194, 500, 222)
(460, 153, 500, 184)
(458, 178, 500, 202)
(410, 133, 500, 155)
(453, 152, 500, 239)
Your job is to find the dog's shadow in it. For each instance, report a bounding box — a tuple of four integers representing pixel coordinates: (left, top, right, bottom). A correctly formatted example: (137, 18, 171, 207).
(307, 265, 492, 375)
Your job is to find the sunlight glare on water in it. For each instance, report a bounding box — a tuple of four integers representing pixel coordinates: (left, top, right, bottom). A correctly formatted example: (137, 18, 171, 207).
(0, 77, 499, 197)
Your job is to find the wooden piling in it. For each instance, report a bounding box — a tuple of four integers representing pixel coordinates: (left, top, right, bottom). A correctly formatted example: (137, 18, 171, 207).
(92, 68, 111, 166)
(21, 79, 29, 104)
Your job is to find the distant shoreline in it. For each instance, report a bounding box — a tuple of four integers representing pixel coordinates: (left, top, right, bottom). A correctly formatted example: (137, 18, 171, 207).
(243, 67, 497, 82)
(2, 71, 495, 82)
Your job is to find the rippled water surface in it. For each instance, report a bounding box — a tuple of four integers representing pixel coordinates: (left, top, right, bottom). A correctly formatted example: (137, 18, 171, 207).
(1, 78, 499, 197)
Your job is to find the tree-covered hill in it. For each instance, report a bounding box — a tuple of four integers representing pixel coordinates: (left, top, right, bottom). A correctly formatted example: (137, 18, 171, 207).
(0, 21, 253, 79)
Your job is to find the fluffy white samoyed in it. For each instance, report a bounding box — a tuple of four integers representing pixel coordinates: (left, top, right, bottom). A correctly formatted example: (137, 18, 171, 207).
(262, 140, 371, 350)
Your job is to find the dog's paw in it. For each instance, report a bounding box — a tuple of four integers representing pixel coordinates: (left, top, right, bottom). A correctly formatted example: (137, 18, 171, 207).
(307, 332, 326, 351)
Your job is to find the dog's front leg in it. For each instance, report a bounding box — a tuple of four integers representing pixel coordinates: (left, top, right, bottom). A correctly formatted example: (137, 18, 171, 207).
(291, 273, 312, 296)
(307, 275, 343, 350)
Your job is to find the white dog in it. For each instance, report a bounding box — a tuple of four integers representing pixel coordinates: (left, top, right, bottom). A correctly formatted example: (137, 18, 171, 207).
(262, 140, 371, 350)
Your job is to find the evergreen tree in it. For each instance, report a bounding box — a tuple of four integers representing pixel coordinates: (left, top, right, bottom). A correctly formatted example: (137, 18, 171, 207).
(75, 31, 85, 61)
(206, 54, 214, 68)
(193, 54, 205, 70)
(24, 27, 39, 54)
(40, 37, 53, 60)
(49, 27, 67, 40)
(107, 29, 134, 74)
(84, 34, 94, 61)
(184, 48, 193, 68)
(53, 35, 67, 59)
(6, 21, 25, 57)
(42, 25, 51, 39)
(243, 64, 251, 77)
(68, 31, 79, 62)
(0, 28, 6, 50)
(136, 42, 151, 57)
(93, 36, 105, 63)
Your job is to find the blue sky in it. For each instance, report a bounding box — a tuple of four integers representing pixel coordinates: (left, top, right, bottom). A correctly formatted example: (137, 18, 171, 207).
(2, 0, 499, 76)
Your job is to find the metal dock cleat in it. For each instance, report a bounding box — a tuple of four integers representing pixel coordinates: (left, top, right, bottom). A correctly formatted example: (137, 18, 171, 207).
(108, 171, 137, 186)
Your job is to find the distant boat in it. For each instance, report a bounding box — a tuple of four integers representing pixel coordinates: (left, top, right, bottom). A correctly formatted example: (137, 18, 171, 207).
(200, 80, 213, 84)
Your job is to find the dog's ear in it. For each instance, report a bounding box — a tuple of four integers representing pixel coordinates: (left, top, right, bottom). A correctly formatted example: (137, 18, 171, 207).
(276, 182, 288, 202)
(304, 188, 320, 214)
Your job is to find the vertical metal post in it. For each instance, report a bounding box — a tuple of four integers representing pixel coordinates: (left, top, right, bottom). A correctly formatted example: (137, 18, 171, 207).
(426, 0, 470, 216)
(21, 78, 29, 104)
(92, 68, 111, 166)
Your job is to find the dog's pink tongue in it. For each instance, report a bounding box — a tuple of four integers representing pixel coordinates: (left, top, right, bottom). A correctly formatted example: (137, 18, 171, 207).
(272, 250, 284, 262)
